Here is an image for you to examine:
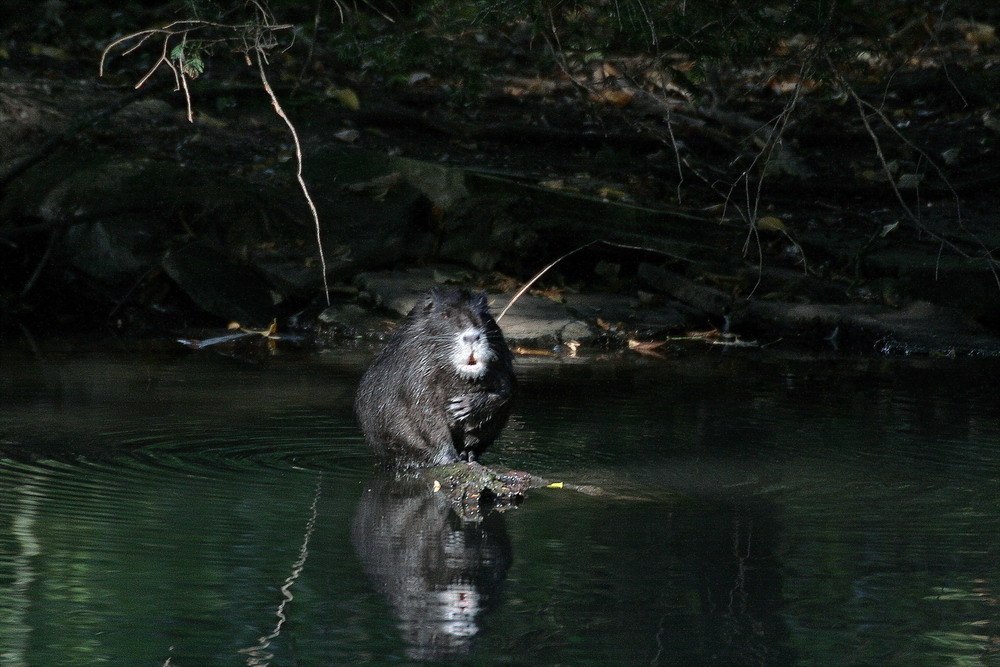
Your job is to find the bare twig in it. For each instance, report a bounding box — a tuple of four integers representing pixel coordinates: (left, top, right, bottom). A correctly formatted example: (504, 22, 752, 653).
(255, 50, 330, 304)
(496, 240, 598, 321)
(496, 239, 688, 322)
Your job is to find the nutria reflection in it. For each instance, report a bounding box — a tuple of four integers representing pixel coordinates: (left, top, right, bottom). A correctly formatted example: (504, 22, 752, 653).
(351, 473, 512, 660)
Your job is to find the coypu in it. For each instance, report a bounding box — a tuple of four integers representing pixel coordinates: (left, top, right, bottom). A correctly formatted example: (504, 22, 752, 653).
(355, 289, 515, 468)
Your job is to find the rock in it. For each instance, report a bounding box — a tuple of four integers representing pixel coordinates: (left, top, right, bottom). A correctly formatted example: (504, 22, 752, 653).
(355, 268, 448, 316)
(317, 302, 393, 338)
(488, 292, 593, 346)
(63, 220, 150, 284)
(162, 243, 275, 325)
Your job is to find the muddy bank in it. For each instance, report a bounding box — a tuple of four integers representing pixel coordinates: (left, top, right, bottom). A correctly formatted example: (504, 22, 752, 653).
(2, 78, 1000, 356)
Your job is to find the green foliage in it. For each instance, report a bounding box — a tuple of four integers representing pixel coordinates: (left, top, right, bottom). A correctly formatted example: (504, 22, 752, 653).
(170, 41, 206, 78)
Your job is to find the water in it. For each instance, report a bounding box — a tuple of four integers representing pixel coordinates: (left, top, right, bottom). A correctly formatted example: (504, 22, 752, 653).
(2, 339, 1000, 665)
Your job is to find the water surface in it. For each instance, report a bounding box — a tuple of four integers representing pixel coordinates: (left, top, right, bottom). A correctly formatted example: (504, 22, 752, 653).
(2, 339, 999, 665)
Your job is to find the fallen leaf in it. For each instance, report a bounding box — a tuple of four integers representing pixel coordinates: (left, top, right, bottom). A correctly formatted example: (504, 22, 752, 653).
(529, 287, 566, 303)
(880, 221, 900, 237)
(597, 186, 627, 199)
(756, 216, 786, 232)
(766, 74, 819, 95)
(940, 148, 960, 164)
(964, 22, 997, 46)
(511, 346, 558, 356)
(29, 43, 69, 60)
(327, 87, 360, 110)
(347, 171, 402, 198)
(591, 88, 634, 107)
(628, 339, 669, 358)
(333, 128, 360, 143)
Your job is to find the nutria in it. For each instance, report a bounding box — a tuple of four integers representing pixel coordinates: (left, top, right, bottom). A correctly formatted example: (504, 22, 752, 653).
(354, 289, 515, 468)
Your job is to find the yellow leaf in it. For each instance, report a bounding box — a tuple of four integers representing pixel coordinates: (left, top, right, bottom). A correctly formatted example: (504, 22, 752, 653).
(328, 87, 360, 111)
(598, 186, 627, 199)
(29, 43, 69, 60)
(547, 482, 564, 488)
(756, 216, 786, 232)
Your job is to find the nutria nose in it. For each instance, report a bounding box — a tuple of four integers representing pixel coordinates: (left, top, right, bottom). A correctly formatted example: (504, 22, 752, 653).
(463, 330, 480, 344)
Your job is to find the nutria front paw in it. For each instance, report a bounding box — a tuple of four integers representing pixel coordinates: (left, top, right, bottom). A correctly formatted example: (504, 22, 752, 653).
(448, 394, 475, 421)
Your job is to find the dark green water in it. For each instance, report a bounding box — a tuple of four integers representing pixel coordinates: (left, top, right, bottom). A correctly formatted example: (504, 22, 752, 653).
(2, 340, 999, 665)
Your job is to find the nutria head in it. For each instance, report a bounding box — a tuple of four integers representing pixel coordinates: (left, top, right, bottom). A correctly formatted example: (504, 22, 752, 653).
(416, 289, 503, 381)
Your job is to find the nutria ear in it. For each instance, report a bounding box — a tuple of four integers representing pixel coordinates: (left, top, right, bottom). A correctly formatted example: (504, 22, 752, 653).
(469, 291, 489, 312)
(420, 293, 436, 315)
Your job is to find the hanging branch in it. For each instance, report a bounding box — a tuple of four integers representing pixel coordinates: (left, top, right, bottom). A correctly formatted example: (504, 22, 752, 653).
(254, 48, 330, 302)
(100, 5, 332, 304)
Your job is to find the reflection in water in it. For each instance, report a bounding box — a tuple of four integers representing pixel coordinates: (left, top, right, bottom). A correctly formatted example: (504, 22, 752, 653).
(240, 474, 324, 666)
(683, 500, 791, 666)
(351, 473, 512, 660)
(4, 482, 41, 667)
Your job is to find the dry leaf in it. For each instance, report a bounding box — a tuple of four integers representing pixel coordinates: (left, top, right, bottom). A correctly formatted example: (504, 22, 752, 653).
(29, 43, 69, 60)
(597, 186, 627, 200)
(628, 339, 667, 351)
(766, 74, 818, 95)
(591, 88, 634, 108)
(529, 287, 566, 303)
(964, 22, 997, 46)
(628, 339, 669, 359)
(333, 128, 360, 143)
(756, 216, 786, 232)
(880, 221, 900, 237)
(347, 171, 402, 199)
(327, 87, 361, 110)
(511, 346, 558, 357)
